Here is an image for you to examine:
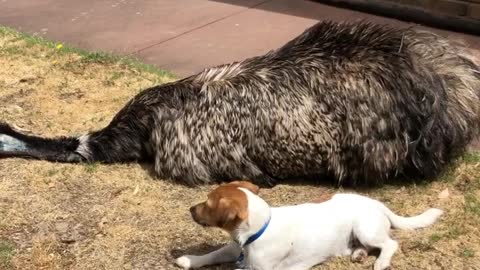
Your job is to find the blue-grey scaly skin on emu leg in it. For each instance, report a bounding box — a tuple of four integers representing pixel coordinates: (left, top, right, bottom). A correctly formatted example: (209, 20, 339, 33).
(0, 134, 27, 152)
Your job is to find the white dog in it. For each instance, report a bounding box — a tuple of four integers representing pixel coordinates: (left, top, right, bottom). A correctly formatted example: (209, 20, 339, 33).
(175, 181, 443, 270)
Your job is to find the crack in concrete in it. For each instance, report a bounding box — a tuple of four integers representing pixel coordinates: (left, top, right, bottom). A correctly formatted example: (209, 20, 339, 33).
(127, 0, 273, 56)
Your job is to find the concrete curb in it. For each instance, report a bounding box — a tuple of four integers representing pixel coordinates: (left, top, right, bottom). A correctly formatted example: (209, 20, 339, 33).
(314, 0, 480, 35)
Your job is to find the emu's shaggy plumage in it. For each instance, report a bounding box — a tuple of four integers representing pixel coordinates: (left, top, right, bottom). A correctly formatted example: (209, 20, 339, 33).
(1, 21, 479, 186)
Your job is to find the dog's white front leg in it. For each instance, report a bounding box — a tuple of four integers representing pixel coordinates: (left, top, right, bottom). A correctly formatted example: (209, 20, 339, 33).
(175, 242, 241, 269)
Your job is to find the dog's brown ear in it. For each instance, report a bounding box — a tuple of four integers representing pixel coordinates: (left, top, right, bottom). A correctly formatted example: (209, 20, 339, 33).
(229, 180, 260, 194)
(215, 198, 248, 229)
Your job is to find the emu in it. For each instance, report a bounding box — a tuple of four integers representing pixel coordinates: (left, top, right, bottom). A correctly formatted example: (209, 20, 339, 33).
(1, 21, 479, 186)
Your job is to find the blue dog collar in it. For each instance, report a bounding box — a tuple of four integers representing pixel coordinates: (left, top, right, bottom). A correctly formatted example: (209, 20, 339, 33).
(236, 216, 271, 265)
(244, 216, 271, 246)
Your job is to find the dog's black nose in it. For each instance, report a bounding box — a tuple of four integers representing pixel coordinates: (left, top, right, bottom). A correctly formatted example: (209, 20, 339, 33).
(189, 206, 195, 215)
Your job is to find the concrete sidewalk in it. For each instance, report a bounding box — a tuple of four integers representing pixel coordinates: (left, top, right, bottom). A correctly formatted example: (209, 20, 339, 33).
(1, 0, 479, 77)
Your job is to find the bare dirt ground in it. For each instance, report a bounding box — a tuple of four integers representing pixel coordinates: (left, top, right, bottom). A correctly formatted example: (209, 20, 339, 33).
(0, 27, 479, 270)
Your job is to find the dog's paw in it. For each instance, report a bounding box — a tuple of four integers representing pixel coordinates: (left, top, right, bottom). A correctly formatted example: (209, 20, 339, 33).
(351, 247, 368, 263)
(175, 255, 195, 269)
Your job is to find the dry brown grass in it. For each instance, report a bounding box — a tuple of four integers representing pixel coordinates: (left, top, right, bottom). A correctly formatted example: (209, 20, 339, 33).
(0, 27, 479, 270)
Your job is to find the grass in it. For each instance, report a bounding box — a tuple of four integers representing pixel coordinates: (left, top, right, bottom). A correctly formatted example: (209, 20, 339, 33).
(0, 26, 176, 81)
(461, 248, 475, 258)
(465, 193, 480, 216)
(0, 240, 15, 269)
(0, 26, 480, 270)
(84, 163, 99, 174)
(428, 233, 442, 243)
(462, 152, 480, 164)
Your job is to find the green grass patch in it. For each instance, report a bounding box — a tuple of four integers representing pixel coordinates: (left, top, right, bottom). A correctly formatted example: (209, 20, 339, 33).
(0, 26, 176, 80)
(84, 163, 99, 174)
(462, 152, 480, 164)
(438, 152, 480, 183)
(461, 247, 475, 258)
(109, 71, 124, 81)
(445, 225, 468, 239)
(0, 240, 15, 269)
(465, 193, 480, 216)
(429, 233, 442, 243)
(438, 163, 458, 183)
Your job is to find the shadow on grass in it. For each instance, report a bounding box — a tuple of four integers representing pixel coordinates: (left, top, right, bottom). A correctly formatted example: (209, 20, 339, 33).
(140, 151, 480, 192)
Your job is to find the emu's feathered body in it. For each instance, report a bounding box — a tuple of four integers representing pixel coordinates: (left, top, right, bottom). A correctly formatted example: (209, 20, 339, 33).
(1, 21, 479, 186)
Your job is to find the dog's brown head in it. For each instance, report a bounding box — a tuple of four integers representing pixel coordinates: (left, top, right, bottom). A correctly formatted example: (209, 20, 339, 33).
(189, 181, 260, 231)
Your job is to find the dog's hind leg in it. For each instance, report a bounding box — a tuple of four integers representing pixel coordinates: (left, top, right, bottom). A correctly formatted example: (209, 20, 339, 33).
(353, 214, 398, 270)
(355, 233, 398, 270)
(371, 238, 398, 270)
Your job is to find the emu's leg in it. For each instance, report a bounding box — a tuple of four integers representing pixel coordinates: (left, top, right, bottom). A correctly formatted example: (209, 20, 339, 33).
(0, 122, 84, 162)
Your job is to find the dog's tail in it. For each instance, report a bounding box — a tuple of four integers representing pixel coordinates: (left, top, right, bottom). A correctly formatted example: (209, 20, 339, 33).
(0, 121, 149, 163)
(382, 204, 443, 230)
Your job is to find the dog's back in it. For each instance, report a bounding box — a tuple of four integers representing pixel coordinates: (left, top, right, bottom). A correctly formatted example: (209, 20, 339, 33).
(322, 193, 443, 230)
